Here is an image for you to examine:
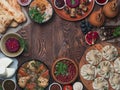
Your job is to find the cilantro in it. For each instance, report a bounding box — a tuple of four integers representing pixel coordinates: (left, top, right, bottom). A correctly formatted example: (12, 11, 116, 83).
(29, 7, 45, 23)
(55, 62, 68, 75)
(98, 65, 100, 69)
(71, 0, 75, 5)
(37, 87, 44, 90)
(0, 86, 3, 90)
(19, 37, 28, 52)
(113, 26, 120, 37)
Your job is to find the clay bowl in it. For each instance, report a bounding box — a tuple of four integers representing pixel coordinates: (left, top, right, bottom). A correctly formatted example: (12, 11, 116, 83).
(51, 58, 78, 85)
(0, 33, 24, 57)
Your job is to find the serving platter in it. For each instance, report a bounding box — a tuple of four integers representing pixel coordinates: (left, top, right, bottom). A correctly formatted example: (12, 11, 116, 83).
(51, 0, 95, 21)
(0, 53, 18, 82)
(16, 59, 50, 90)
(79, 42, 120, 90)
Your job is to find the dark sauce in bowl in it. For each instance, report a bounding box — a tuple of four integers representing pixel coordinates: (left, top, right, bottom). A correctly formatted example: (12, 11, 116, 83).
(50, 83, 61, 90)
(55, 0, 65, 9)
(3, 80, 16, 90)
(96, 0, 107, 4)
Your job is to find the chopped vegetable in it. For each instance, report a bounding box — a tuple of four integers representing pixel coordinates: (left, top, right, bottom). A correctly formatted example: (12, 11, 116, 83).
(41, 70, 49, 78)
(26, 83, 36, 90)
(37, 64, 45, 73)
(18, 68, 28, 76)
(55, 61, 68, 75)
(29, 7, 45, 23)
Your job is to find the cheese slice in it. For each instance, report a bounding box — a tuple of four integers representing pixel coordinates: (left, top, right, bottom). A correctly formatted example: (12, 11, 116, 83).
(0, 67, 6, 77)
(6, 68, 16, 78)
(0, 57, 13, 68)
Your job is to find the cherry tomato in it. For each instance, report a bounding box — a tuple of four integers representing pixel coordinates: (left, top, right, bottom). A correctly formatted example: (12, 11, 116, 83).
(63, 85, 73, 90)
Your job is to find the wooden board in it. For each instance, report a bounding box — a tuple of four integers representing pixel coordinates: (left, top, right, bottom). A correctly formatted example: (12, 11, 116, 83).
(51, 0, 95, 21)
(79, 42, 120, 90)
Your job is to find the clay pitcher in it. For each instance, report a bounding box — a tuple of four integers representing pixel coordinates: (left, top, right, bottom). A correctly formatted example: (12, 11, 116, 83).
(88, 8, 105, 27)
(103, 0, 118, 18)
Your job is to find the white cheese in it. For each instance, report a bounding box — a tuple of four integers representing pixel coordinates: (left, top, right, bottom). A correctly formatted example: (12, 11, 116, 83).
(73, 82, 83, 90)
(0, 57, 13, 68)
(6, 68, 16, 78)
(0, 67, 6, 77)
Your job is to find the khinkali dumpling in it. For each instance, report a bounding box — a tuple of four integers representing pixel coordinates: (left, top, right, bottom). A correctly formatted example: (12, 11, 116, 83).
(93, 77, 109, 90)
(97, 61, 114, 78)
(102, 45, 118, 61)
(86, 50, 102, 65)
(80, 64, 96, 80)
(109, 73, 120, 90)
(114, 57, 120, 73)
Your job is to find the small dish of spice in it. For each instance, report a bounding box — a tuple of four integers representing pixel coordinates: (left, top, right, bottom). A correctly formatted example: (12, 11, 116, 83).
(17, 0, 32, 6)
(54, 0, 66, 9)
(2, 79, 16, 90)
(0, 33, 25, 57)
(95, 0, 108, 5)
(49, 83, 62, 90)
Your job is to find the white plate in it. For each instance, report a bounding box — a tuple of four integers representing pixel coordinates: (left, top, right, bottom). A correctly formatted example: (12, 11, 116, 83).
(0, 52, 18, 82)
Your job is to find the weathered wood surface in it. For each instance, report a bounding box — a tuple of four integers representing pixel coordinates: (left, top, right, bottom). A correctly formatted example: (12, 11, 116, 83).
(15, 0, 120, 90)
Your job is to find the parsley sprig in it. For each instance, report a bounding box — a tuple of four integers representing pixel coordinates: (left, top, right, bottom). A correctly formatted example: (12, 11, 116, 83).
(55, 62, 68, 76)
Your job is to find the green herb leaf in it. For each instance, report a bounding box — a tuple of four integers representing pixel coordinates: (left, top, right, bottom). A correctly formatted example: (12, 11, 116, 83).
(71, 0, 75, 5)
(55, 62, 68, 75)
(113, 26, 120, 37)
(19, 38, 28, 52)
(0, 86, 3, 90)
(29, 7, 45, 23)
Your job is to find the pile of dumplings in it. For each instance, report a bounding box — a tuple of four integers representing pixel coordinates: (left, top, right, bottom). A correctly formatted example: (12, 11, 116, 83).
(80, 45, 120, 90)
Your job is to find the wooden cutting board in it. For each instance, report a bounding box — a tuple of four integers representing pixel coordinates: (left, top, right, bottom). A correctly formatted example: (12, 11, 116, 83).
(79, 42, 120, 90)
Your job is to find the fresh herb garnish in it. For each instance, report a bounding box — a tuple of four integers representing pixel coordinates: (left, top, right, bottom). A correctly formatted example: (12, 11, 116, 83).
(113, 26, 120, 37)
(29, 7, 45, 23)
(0, 86, 3, 90)
(19, 38, 28, 52)
(36, 86, 44, 90)
(104, 87, 108, 90)
(55, 61, 68, 75)
(98, 65, 100, 69)
(71, 0, 75, 5)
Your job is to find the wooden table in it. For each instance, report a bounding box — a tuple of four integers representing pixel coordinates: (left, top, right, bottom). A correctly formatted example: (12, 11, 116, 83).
(14, 0, 120, 90)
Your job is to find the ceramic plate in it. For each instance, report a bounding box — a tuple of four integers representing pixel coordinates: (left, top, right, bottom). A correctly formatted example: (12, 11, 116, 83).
(52, 0, 95, 21)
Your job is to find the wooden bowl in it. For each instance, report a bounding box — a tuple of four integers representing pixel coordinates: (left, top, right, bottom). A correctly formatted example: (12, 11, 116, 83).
(51, 58, 78, 85)
(0, 33, 24, 57)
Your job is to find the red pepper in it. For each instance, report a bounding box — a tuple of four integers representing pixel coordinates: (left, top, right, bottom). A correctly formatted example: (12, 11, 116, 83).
(63, 85, 73, 90)
(18, 68, 28, 76)
(26, 83, 36, 90)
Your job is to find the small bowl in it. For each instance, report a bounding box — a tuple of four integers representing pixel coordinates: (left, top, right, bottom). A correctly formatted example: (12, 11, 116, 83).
(17, 0, 32, 6)
(95, 0, 109, 5)
(54, 0, 66, 9)
(73, 82, 83, 90)
(49, 83, 62, 90)
(0, 33, 24, 57)
(2, 79, 16, 90)
(51, 58, 78, 84)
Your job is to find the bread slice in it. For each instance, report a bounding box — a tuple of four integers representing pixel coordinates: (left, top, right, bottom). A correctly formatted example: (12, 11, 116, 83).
(7, 0, 26, 27)
(0, 15, 13, 33)
(0, 0, 26, 23)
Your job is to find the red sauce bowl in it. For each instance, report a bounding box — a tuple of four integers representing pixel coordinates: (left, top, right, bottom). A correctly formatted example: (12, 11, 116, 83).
(51, 58, 78, 85)
(95, 0, 109, 5)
